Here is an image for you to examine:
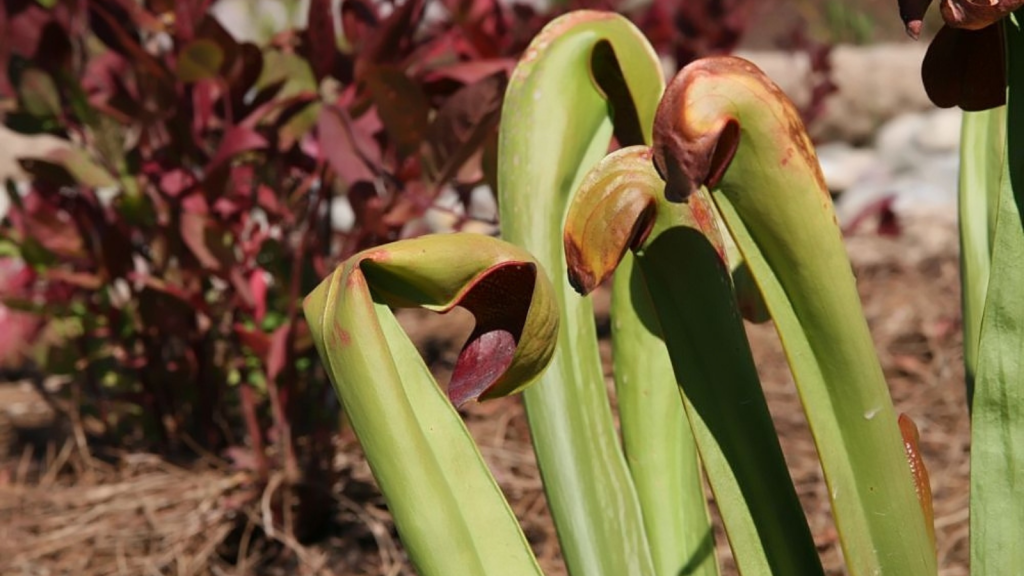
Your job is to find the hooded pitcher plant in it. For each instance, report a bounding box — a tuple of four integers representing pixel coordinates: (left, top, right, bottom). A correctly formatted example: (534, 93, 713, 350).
(497, 10, 719, 576)
(303, 233, 558, 576)
(648, 55, 937, 575)
(563, 145, 824, 575)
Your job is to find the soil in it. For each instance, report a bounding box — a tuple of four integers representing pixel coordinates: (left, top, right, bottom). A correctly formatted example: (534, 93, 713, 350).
(0, 215, 970, 576)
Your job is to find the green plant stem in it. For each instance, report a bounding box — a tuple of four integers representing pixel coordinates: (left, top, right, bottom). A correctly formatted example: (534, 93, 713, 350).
(498, 12, 664, 575)
(959, 106, 1006, 406)
(611, 253, 720, 576)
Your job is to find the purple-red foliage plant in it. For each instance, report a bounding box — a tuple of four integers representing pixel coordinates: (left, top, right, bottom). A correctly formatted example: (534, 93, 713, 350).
(0, 0, 544, 538)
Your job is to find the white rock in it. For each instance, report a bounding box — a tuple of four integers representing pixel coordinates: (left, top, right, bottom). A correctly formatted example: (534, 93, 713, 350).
(211, 0, 310, 44)
(875, 112, 929, 172)
(915, 108, 963, 153)
(834, 180, 895, 227)
(460, 220, 499, 237)
(0, 126, 66, 184)
(816, 142, 885, 192)
(898, 151, 960, 210)
(739, 43, 933, 143)
(467, 185, 497, 221)
(424, 187, 464, 233)
(835, 166, 958, 229)
(330, 195, 355, 233)
(734, 50, 811, 105)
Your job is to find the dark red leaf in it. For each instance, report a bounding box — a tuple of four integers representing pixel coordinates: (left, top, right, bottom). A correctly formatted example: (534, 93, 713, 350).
(129, 272, 206, 310)
(159, 169, 196, 197)
(230, 267, 256, 309)
(182, 193, 210, 214)
(364, 66, 430, 158)
(43, 268, 104, 289)
(256, 184, 287, 217)
(93, 0, 166, 36)
(0, 259, 41, 369)
(174, 0, 208, 43)
(225, 43, 265, 118)
(316, 104, 377, 184)
(357, 0, 425, 75)
(235, 323, 272, 357)
(89, 0, 172, 82)
(346, 180, 385, 233)
(3, 2, 51, 62)
(34, 20, 75, 74)
(180, 211, 234, 271)
(423, 59, 515, 85)
(341, 0, 378, 50)
(81, 50, 134, 108)
(267, 322, 291, 382)
(306, 0, 338, 82)
(250, 269, 268, 322)
(422, 71, 506, 185)
(138, 285, 199, 337)
(208, 126, 268, 170)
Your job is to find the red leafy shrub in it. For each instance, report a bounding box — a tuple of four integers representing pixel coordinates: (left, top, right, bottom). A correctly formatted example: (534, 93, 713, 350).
(0, 0, 538, 536)
(0, 256, 41, 371)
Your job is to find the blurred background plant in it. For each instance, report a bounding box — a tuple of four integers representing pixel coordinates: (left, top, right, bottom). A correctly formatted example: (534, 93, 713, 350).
(0, 0, 840, 550)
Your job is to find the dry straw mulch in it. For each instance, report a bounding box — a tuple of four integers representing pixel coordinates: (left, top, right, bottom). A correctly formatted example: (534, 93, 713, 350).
(0, 217, 970, 575)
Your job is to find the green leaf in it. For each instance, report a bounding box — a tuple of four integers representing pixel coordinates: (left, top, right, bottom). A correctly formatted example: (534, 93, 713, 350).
(17, 68, 61, 118)
(177, 39, 225, 83)
(970, 14, 1024, 575)
(19, 148, 117, 188)
(959, 106, 1005, 403)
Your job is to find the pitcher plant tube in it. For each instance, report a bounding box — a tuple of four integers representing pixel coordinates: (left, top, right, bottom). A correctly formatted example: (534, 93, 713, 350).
(650, 55, 937, 576)
(303, 233, 558, 576)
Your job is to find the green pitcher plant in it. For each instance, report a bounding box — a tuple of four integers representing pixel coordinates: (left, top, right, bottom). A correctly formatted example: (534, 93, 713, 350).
(303, 233, 558, 576)
(499, 10, 934, 576)
(303, 9, 962, 576)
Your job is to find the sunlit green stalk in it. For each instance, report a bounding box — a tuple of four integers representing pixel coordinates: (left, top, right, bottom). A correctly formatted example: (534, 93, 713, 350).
(498, 11, 665, 575)
(611, 253, 720, 576)
(959, 106, 1006, 405)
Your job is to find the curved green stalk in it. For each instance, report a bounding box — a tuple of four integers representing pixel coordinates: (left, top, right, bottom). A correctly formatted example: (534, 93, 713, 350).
(498, 11, 664, 575)
(959, 106, 1006, 405)
(304, 234, 557, 576)
(565, 146, 822, 576)
(611, 253, 720, 576)
(971, 14, 1024, 574)
(652, 56, 937, 575)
